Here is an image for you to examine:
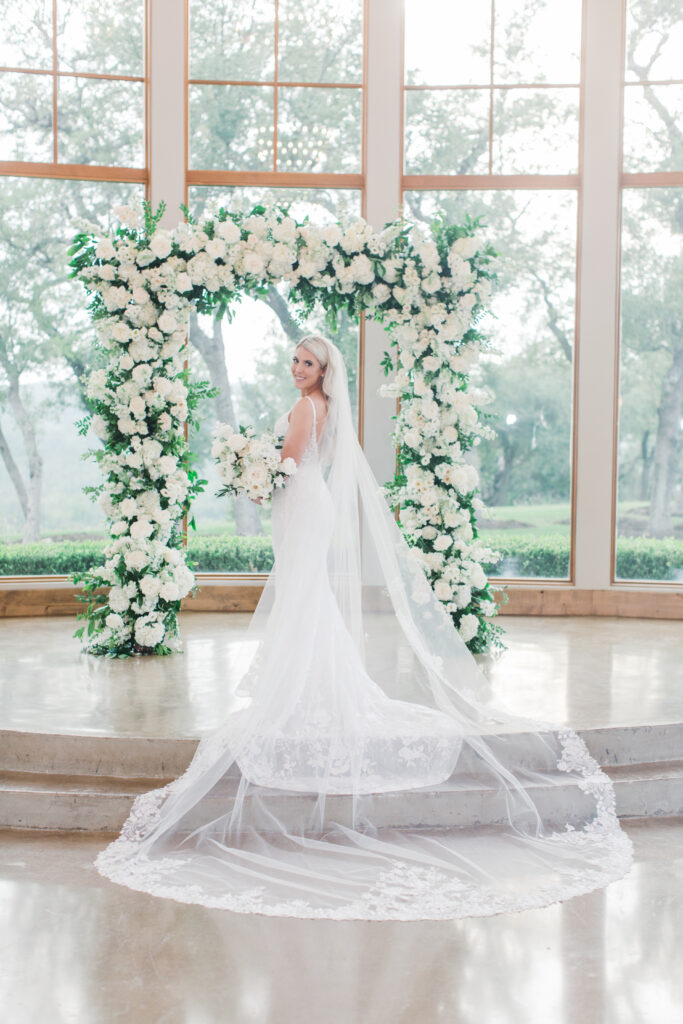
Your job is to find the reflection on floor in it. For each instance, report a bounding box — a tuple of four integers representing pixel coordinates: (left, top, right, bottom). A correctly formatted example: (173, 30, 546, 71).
(1, 613, 682, 737)
(1, 614, 682, 1022)
(0, 819, 681, 1024)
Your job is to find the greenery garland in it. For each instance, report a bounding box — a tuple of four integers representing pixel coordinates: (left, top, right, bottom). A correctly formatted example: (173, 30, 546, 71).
(70, 199, 501, 657)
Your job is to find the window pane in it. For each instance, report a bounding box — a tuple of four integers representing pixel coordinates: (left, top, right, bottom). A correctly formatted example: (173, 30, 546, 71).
(493, 0, 581, 85)
(0, 72, 53, 161)
(185, 186, 361, 573)
(57, 0, 145, 76)
(625, 0, 683, 83)
(616, 188, 683, 582)
(278, 87, 362, 173)
(189, 0, 275, 81)
(623, 85, 683, 173)
(188, 185, 361, 224)
(404, 189, 578, 580)
(58, 77, 144, 165)
(404, 0, 490, 86)
(0, 177, 145, 575)
(0, 0, 53, 70)
(189, 84, 274, 171)
(493, 87, 579, 174)
(404, 89, 490, 175)
(278, 0, 363, 83)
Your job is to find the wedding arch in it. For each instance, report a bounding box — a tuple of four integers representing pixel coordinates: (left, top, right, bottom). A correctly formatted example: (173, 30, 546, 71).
(70, 200, 500, 658)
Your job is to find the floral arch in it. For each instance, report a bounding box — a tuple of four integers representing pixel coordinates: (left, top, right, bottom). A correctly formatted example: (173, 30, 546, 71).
(71, 200, 500, 658)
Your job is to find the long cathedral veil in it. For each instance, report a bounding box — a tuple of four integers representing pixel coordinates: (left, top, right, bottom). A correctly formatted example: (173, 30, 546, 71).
(95, 339, 632, 920)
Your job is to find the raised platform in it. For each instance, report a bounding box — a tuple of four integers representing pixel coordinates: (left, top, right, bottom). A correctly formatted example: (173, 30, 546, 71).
(1, 614, 682, 831)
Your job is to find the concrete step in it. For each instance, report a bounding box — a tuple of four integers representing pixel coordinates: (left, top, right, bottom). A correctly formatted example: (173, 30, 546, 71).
(0, 770, 173, 832)
(2, 760, 682, 833)
(2, 722, 682, 779)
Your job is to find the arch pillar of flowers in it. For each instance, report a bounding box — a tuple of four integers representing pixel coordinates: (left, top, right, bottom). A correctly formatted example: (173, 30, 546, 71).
(70, 200, 500, 658)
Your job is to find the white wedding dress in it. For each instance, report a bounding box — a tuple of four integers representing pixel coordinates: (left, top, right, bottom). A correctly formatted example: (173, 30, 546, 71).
(96, 345, 632, 920)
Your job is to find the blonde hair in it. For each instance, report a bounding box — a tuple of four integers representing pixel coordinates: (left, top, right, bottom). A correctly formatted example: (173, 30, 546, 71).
(296, 334, 336, 400)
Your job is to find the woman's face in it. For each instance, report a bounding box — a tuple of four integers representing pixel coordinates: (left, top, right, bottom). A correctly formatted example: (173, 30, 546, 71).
(291, 346, 324, 392)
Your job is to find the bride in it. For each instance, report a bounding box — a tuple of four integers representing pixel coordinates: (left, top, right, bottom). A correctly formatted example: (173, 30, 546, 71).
(96, 334, 632, 920)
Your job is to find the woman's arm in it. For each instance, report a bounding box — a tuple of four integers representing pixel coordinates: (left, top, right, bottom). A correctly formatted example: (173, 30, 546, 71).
(280, 398, 315, 466)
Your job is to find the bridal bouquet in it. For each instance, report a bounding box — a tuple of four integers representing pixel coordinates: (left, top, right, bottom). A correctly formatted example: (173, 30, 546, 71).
(212, 423, 297, 503)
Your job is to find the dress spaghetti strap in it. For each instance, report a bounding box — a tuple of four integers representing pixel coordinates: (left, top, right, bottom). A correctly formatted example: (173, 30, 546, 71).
(305, 393, 317, 428)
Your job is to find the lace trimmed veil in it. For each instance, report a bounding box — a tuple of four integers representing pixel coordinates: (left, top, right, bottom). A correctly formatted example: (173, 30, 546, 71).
(95, 338, 632, 920)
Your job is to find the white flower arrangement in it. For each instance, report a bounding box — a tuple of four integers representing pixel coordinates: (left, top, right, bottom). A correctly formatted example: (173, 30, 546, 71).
(71, 199, 501, 657)
(211, 424, 297, 503)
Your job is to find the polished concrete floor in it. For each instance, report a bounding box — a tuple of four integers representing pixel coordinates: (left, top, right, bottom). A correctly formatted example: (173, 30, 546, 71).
(1, 614, 682, 737)
(0, 818, 681, 1024)
(1, 615, 682, 1022)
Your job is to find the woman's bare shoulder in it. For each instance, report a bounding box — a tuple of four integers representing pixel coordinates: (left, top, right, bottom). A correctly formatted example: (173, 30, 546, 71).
(288, 396, 315, 425)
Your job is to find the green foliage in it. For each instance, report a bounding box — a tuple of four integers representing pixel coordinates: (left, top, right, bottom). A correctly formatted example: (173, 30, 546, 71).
(481, 532, 683, 581)
(615, 536, 683, 581)
(187, 535, 274, 573)
(0, 540, 106, 576)
(5, 531, 681, 583)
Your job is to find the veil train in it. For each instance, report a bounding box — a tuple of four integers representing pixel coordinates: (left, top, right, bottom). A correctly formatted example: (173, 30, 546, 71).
(95, 339, 632, 920)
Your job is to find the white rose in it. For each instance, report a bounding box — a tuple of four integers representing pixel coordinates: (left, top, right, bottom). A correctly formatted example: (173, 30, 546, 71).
(216, 219, 241, 243)
(150, 232, 173, 259)
(159, 580, 181, 601)
(118, 498, 138, 518)
(110, 322, 130, 344)
(175, 272, 192, 292)
(458, 614, 480, 643)
(103, 286, 130, 311)
(470, 564, 487, 590)
(130, 518, 154, 539)
(142, 439, 163, 462)
(433, 580, 452, 601)
(105, 613, 124, 630)
(157, 311, 178, 334)
(117, 416, 137, 435)
(128, 395, 146, 418)
(90, 415, 108, 440)
(139, 575, 161, 597)
(158, 455, 178, 476)
(349, 253, 375, 285)
(134, 618, 165, 647)
(108, 587, 130, 613)
(243, 251, 265, 276)
(114, 204, 140, 228)
(205, 237, 226, 260)
(451, 235, 480, 259)
(95, 239, 116, 260)
(124, 549, 148, 571)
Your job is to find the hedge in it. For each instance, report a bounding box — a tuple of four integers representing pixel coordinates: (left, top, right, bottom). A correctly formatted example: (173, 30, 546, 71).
(1, 533, 681, 582)
(483, 532, 683, 581)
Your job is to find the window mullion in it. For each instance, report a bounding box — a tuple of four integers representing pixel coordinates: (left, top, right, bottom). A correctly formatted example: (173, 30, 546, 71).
(573, 0, 625, 589)
(149, 0, 185, 223)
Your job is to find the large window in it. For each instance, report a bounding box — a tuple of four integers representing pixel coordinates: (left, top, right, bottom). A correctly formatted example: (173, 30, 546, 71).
(403, 0, 582, 581)
(615, 0, 683, 583)
(188, 0, 363, 175)
(0, 1, 147, 577)
(185, 1, 365, 573)
(1, 0, 680, 600)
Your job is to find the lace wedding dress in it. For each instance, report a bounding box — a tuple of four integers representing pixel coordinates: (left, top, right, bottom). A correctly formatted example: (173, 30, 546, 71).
(96, 342, 632, 920)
